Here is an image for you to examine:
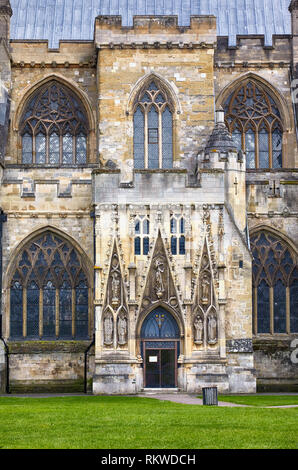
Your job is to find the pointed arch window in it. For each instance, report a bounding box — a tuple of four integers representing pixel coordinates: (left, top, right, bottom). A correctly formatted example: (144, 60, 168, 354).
(20, 81, 89, 165)
(134, 215, 150, 256)
(224, 81, 283, 169)
(133, 80, 174, 169)
(170, 214, 186, 255)
(9, 231, 91, 340)
(251, 231, 298, 334)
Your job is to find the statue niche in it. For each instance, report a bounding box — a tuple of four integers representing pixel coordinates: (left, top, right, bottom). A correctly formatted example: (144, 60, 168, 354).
(207, 311, 217, 345)
(193, 314, 204, 345)
(154, 257, 165, 299)
(117, 310, 128, 346)
(103, 309, 114, 346)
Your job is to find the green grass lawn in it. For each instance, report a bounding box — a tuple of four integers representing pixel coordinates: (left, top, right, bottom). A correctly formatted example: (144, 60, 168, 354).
(0, 396, 297, 449)
(217, 395, 298, 407)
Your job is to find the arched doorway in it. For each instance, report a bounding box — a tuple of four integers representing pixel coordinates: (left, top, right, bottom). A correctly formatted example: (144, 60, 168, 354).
(140, 307, 180, 388)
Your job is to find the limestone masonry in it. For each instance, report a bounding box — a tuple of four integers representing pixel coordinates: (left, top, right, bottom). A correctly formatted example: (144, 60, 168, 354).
(0, 1, 297, 394)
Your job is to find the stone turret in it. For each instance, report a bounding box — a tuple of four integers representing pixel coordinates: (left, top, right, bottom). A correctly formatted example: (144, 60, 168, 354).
(200, 107, 247, 233)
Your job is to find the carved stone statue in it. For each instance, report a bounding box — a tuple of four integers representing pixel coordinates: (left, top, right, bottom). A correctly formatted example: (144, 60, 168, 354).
(111, 272, 120, 306)
(194, 315, 204, 344)
(103, 312, 113, 345)
(207, 314, 217, 344)
(117, 313, 128, 346)
(201, 274, 210, 305)
(154, 258, 165, 299)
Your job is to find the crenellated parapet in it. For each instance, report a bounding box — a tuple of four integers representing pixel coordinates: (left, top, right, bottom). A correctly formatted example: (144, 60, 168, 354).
(95, 15, 217, 49)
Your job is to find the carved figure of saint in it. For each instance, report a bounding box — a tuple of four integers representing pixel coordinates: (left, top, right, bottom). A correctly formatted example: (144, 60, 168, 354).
(104, 314, 113, 345)
(111, 272, 120, 305)
(118, 314, 127, 345)
(201, 274, 210, 304)
(155, 258, 165, 299)
(194, 316, 203, 344)
(208, 314, 217, 344)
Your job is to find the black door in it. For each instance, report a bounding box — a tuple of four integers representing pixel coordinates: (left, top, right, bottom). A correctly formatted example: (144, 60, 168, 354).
(145, 348, 176, 388)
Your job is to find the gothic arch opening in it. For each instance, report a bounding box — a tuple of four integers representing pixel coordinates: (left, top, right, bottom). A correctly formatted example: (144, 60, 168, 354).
(250, 229, 298, 334)
(18, 79, 91, 166)
(131, 74, 178, 170)
(140, 306, 180, 389)
(7, 230, 93, 340)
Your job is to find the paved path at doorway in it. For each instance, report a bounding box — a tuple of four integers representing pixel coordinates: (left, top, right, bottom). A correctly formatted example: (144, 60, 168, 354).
(137, 393, 249, 407)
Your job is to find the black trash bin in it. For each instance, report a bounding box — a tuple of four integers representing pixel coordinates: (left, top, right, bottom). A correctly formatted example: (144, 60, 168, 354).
(202, 387, 218, 405)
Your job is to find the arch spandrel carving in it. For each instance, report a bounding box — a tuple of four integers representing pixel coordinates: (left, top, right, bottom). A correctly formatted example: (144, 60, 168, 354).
(137, 231, 184, 334)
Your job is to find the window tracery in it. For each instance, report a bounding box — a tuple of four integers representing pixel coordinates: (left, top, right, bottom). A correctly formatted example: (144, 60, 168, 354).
(9, 231, 90, 340)
(224, 81, 283, 169)
(20, 81, 89, 165)
(251, 231, 297, 334)
(133, 80, 173, 169)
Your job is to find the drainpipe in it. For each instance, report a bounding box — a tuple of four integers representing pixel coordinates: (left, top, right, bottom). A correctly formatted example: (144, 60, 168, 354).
(83, 206, 97, 394)
(0, 208, 9, 393)
(84, 334, 95, 394)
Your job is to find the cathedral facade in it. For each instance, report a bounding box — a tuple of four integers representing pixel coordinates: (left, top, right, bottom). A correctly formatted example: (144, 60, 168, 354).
(0, 0, 297, 394)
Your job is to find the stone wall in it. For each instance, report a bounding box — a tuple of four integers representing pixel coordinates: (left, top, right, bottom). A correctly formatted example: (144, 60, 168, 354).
(8, 342, 95, 393)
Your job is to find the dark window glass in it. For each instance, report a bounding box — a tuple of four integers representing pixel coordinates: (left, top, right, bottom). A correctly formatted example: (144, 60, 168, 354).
(9, 231, 90, 340)
(134, 237, 141, 256)
(43, 280, 56, 338)
(10, 281, 23, 338)
(59, 281, 72, 339)
(75, 278, 88, 339)
(273, 280, 286, 333)
(171, 236, 177, 255)
(290, 275, 298, 332)
(27, 281, 40, 338)
(179, 235, 186, 255)
(257, 280, 270, 333)
(143, 237, 150, 255)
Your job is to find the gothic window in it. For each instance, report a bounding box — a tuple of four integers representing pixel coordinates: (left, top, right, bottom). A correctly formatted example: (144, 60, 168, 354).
(134, 215, 150, 256)
(133, 80, 173, 169)
(9, 231, 90, 340)
(20, 81, 89, 165)
(251, 231, 298, 334)
(170, 214, 185, 255)
(224, 81, 283, 169)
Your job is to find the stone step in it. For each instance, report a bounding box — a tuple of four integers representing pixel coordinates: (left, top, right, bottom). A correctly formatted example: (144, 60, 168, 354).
(141, 388, 180, 394)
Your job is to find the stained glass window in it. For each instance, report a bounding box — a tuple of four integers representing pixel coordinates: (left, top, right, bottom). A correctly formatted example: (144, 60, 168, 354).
(251, 231, 297, 334)
(133, 80, 173, 169)
(20, 81, 89, 165)
(224, 81, 283, 169)
(9, 231, 90, 340)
